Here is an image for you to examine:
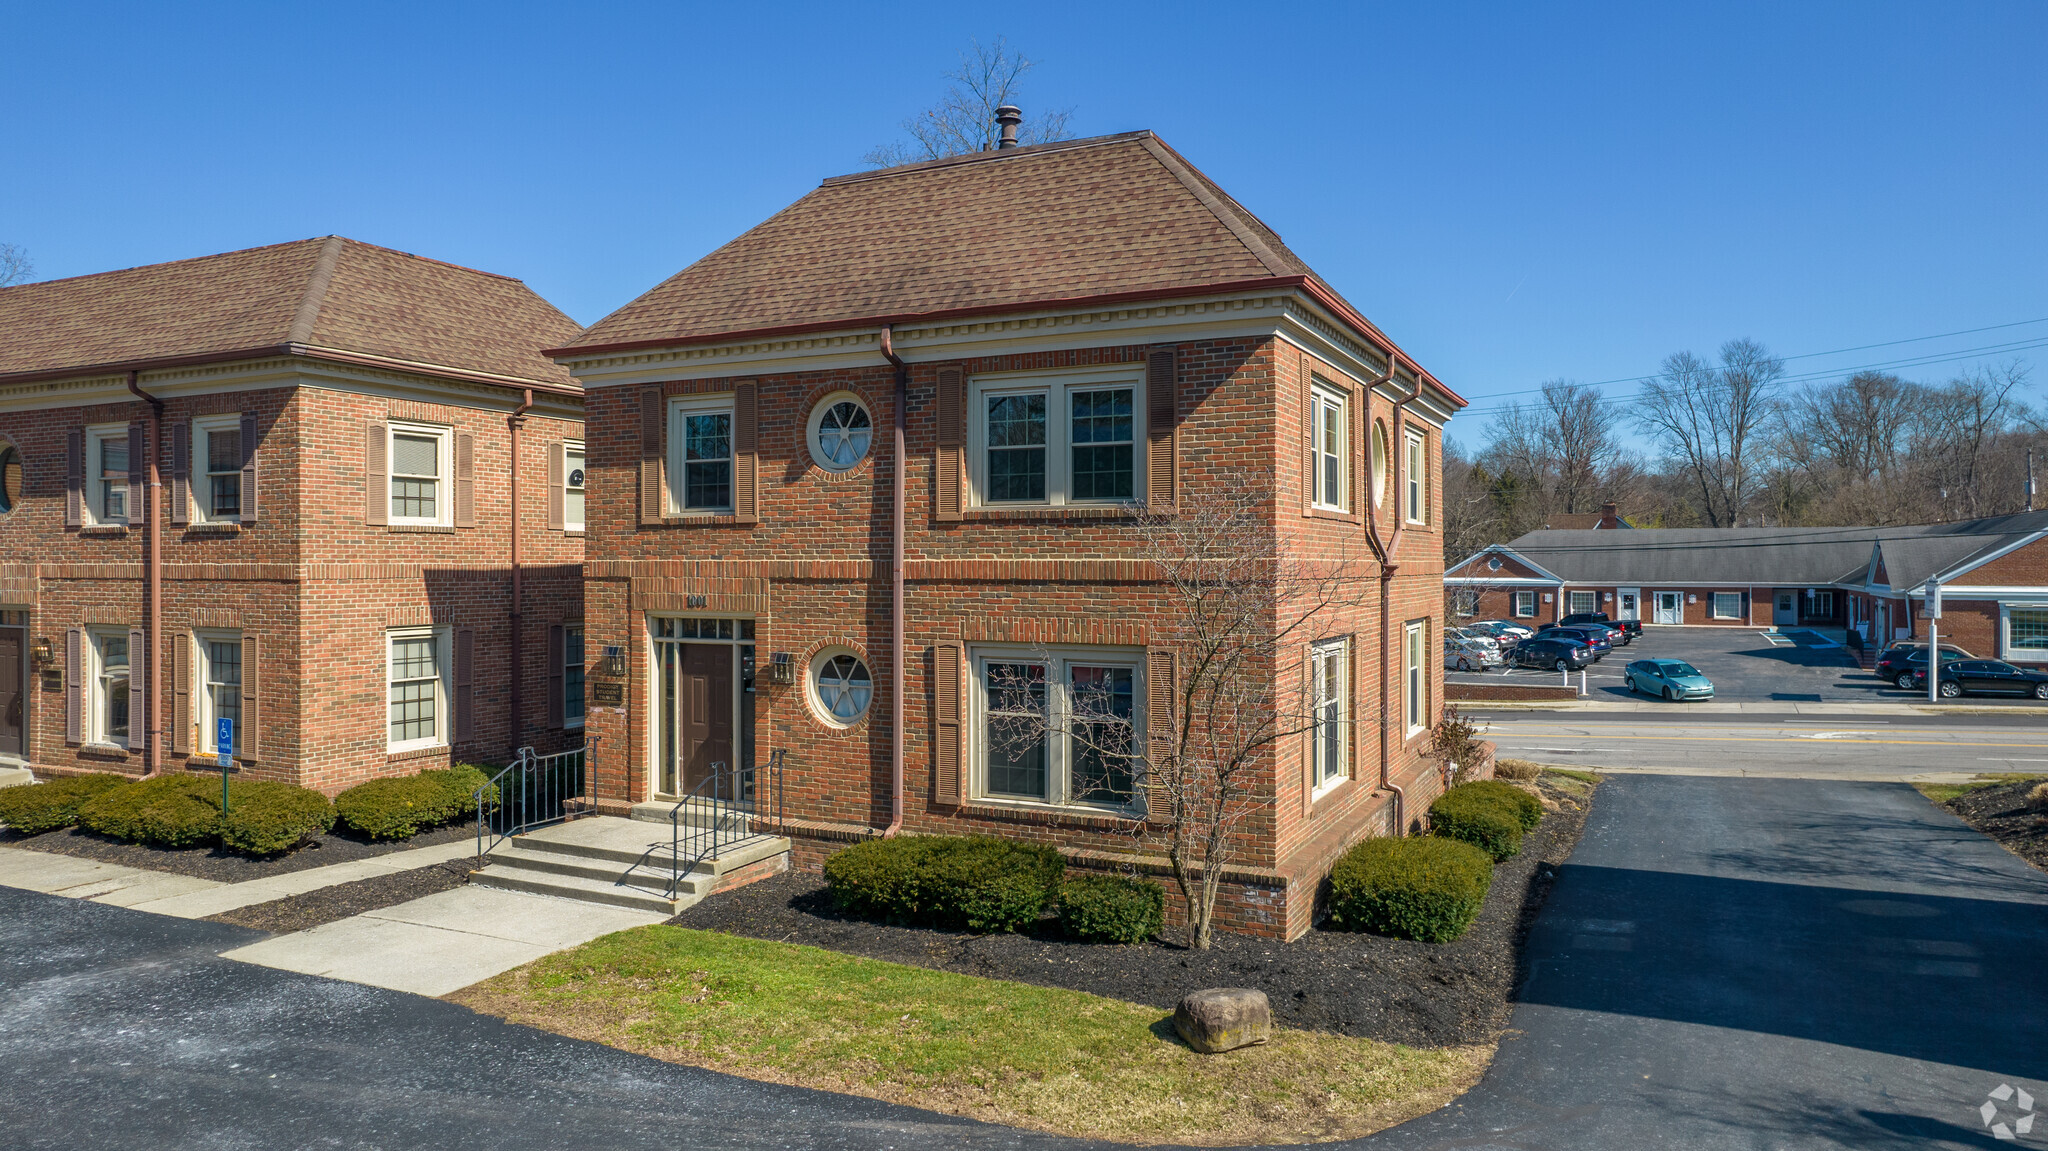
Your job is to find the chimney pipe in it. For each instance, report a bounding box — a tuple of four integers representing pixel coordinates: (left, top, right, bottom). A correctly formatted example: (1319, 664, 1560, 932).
(995, 105, 1022, 149)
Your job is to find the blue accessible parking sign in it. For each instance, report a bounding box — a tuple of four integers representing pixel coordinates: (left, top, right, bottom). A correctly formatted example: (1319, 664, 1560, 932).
(216, 717, 235, 767)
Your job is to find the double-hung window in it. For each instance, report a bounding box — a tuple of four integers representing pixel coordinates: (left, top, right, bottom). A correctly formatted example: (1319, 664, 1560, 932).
(1309, 639, 1348, 793)
(1403, 621, 1427, 735)
(90, 628, 131, 747)
(86, 425, 129, 525)
(1568, 590, 1597, 615)
(1513, 590, 1537, 618)
(1405, 429, 1427, 523)
(198, 632, 242, 754)
(387, 627, 449, 751)
(564, 443, 586, 532)
(389, 422, 450, 526)
(563, 625, 586, 728)
(1712, 592, 1744, 620)
(973, 371, 1141, 506)
(193, 414, 243, 522)
(1309, 385, 1347, 511)
(668, 396, 733, 514)
(975, 648, 1141, 809)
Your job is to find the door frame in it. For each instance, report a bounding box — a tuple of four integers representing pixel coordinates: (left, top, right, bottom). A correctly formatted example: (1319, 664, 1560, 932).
(1773, 590, 1798, 626)
(0, 622, 25, 762)
(645, 614, 757, 803)
(1653, 590, 1683, 626)
(1616, 587, 1641, 623)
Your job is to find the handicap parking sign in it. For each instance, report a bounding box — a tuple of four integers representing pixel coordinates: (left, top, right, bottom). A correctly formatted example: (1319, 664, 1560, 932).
(216, 718, 235, 767)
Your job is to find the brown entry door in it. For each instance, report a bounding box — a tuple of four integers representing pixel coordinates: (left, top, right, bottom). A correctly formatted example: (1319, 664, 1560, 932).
(0, 629, 21, 757)
(680, 644, 734, 795)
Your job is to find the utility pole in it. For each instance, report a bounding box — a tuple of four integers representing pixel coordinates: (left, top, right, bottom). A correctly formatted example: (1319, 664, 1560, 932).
(2028, 449, 2036, 513)
(1926, 579, 1943, 705)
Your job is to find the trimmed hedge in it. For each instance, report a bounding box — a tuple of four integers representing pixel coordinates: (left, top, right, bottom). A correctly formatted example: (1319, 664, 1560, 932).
(1327, 835, 1494, 943)
(76, 774, 221, 848)
(0, 773, 133, 835)
(1058, 874, 1165, 943)
(824, 835, 1065, 933)
(1429, 782, 1539, 861)
(335, 764, 497, 840)
(219, 780, 336, 855)
(1458, 780, 1544, 830)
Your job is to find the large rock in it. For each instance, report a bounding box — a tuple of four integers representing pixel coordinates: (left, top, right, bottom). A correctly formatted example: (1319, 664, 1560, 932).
(1173, 987, 1271, 1053)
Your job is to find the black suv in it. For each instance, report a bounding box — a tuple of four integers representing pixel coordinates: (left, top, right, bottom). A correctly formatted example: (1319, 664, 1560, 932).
(1512, 636, 1596, 671)
(1560, 611, 1642, 642)
(1874, 643, 1971, 689)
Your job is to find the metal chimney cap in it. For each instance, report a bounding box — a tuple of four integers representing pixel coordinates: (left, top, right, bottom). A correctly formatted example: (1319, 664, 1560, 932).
(995, 105, 1022, 148)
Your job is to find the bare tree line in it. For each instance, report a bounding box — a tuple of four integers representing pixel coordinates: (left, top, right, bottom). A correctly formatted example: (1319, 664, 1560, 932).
(1446, 338, 2041, 560)
(864, 36, 1075, 168)
(0, 243, 32, 287)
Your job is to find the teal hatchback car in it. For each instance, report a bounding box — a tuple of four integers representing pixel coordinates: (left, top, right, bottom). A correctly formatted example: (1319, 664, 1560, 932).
(1625, 658, 1715, 701)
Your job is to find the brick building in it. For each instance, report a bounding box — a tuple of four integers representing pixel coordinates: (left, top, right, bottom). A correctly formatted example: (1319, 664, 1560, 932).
(548, 130, 1467, 940)
(0, 237, 586, 792)
(1446, 513, 2048, 663)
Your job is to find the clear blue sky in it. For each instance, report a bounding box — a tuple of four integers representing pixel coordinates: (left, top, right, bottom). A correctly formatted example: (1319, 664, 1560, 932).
(5, 2, 2044, 430)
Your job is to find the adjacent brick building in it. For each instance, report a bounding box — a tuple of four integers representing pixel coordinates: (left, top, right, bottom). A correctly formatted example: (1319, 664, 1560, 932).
(549, 130, 1468, 939)
(0, 237, 586, 792)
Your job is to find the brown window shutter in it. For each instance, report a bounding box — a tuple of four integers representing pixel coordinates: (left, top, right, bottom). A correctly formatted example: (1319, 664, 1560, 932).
(3, 453, 21, 513)
(1145, 648, 1176, 818)
(454, 626, 475, 742)
(169, 422, 191, 527)
(239, 412, 259, 524)
(64, 627, 82, 744)
(546, 442, 566, 531)
(935, 367, 965, 522)
(128, 627, 147, 757)
(1146, 348, 1178, 509)
(65, 429, 84, 528)
(365, 421, 388, 526)
(172, 632, 191, 755)
(127, 423, 147, 508)
(454, 431, 476, 527)
(932, 641, 964, 804)
(547, 623, 566, 729)
(733, 382, 759, 524)
(240, 633, 261, 762)
(639, 385, 666, 524)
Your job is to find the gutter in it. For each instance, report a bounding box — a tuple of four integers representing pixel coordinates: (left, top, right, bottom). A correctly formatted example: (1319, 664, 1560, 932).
(0, 344, 580, 398)
(878, 327, 909, 838)
(126, 370, 164, 777)
(508, 388, 534, 756)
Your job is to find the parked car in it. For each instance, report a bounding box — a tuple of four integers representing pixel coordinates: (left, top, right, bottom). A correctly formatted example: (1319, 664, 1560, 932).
(1536, 623, 1613, 659)
(1560, 611, 1642, 642)
(1445, 637, 1503, 672)
(1625, 658, 1715, 701)
(1465, 620, 1531, 647)
(1923, 660, 2048, 700)
(1511, 635, 1596, 671)
(1875, 643, 1972, 689)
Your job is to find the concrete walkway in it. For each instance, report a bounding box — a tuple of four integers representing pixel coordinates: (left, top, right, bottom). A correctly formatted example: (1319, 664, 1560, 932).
(0, 838, 476, 918)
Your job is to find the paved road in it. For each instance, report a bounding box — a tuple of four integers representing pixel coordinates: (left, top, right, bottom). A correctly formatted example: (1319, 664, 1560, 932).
(1474, 711, 2048, 778)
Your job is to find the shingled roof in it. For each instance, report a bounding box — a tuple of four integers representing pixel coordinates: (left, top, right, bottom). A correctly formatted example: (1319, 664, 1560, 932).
(0, 236, 581, 388)
(556, 131, 1429, 382)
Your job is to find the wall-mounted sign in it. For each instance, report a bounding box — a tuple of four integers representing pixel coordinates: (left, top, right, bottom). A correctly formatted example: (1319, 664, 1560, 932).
(590, 681, 625, 705)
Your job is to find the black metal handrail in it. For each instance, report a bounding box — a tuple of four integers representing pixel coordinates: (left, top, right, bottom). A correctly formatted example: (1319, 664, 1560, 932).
(663, 748, 786, 899)
(476, 744, 586, 860)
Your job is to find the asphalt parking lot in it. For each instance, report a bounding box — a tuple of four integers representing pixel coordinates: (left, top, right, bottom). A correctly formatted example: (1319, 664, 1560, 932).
(1450, 625, 2048, 707)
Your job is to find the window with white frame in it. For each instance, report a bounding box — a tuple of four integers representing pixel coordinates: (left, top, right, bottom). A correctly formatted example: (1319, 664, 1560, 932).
(1309, 384, 1347, 511)
(1712, 592, 1744, 620)
(1403, 621, 1427, 735)
(976, 647, 1141, 808)
(807, 393, 873, 472)
(1404, 430, 1427, 523)
(1451, 589, 1480, 617)
(972, 371, 1141, 506)
(2008, 606, 2048, 656)
(86, 425, 129, 525)
(198, 631, 242, 754)
(1569, 590, 1597, 614)
(193, 414, 243, 523)
(388, 422, 451, 526)
(1513, 590, 1537, 618)
(88, 628, 131, 747)
(564, 442, 586, 532)
(668, 395, 733, 514)
(563, 625, 586, 727)
(387, 627, 449, 751)
(1811, 590, 1835, 617)
(1309, 639, 1348, 792)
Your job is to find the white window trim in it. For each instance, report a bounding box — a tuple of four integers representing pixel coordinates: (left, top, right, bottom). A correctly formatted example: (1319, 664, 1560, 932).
(195, 629, 243, 755)
(191, 413, 243, 525)
(970, 644, 1145, 812)
(667, 394, 736, 515)
(1404, 430, 1427, 524)
(808, 646, 874, 728)
(87, 626, 132, 749)
(563, 623, 586, 730)
(1712, 592, 1744, 620)
(563, 440, 586, 533)
(1309, 638, 1348, 798)
(85, 423, 130, 527)
(1309, 384, 1348, 512)
(386, 625, 451, 754)
(1513, 590, 1538, 618)
(805, 391, 874, 473)
(1568, 590, 1598, 615)
(1403, 621, 1427, 736)
(1999, 601, 2048, 662)
(967, 367, 1146, 508)
(387, 421, 452, 528)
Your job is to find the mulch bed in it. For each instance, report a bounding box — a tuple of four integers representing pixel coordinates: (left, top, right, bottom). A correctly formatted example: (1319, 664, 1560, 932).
(1946, 780, 2048, 872)
(0, 819, 482, 883)
(202, 859, 475, 933)
(670, 775, 1594, 1048)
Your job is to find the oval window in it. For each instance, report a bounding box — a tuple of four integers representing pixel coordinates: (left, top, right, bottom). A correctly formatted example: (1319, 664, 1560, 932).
(807, 394, 873, 471)
(0, 445, 17, 513)
(811, 651, 873, 725)
(1370, 421, 1390, 508)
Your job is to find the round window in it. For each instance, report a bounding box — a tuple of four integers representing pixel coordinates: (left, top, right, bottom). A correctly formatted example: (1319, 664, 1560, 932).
(807, 394, 873, 472)
(811, 650, 873, 725)
(0, 445, 16, 514)
(1487, 556, 1503, 572)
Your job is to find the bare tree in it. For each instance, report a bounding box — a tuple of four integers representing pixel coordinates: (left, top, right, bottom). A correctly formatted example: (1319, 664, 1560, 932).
(0, 243, 31, 287)
(864, 36, 1075, 167)
(1543, 379, 1619, 514)
(1632, 338, 1783, 526)
(1911, 361, 2030, 519)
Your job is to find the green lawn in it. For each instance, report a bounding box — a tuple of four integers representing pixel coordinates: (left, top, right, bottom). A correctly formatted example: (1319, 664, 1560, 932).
(1913, 773, 2048, 804)
(453, 925, 1489, 1145)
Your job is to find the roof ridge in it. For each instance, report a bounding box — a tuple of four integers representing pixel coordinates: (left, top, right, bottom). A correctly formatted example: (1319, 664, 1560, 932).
(0, 235, 330, 295)
(287, 236, 345, 344)
(818, 130, 1154, 187)
(1136, 136, 1295, 277)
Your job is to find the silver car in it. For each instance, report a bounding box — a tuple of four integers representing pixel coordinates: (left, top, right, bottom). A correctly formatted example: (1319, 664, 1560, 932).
(1445, 637, 1503, 672)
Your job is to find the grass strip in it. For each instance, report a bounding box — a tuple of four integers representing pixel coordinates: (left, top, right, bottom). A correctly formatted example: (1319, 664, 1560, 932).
(1914, 773, 2048, 804)
(452, 925, 1489, 1146)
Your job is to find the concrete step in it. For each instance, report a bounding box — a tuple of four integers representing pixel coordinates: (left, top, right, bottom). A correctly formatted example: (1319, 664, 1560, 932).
(470, 815, 791, 918)
(0, 766, 34, 791)
(629, 799, 755, 834)
(509, 815, 783, 871)
(468, 866, 687, 915)
(479, 842, 714, 897)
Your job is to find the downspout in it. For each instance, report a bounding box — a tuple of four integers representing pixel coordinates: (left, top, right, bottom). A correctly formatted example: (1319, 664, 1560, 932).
(1361, 360, 1421, 833)
(509, 389, 533, 755)
(126, 371, 164, 776)
(878, 328, 909, 837)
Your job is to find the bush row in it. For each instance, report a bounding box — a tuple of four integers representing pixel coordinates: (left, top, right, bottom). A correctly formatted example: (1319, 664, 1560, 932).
(1428, 780, 1543, 862)
(1326, 779, 1551, 944)
(333, 764, 496, 840)
(823, 834, 1165, 942)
